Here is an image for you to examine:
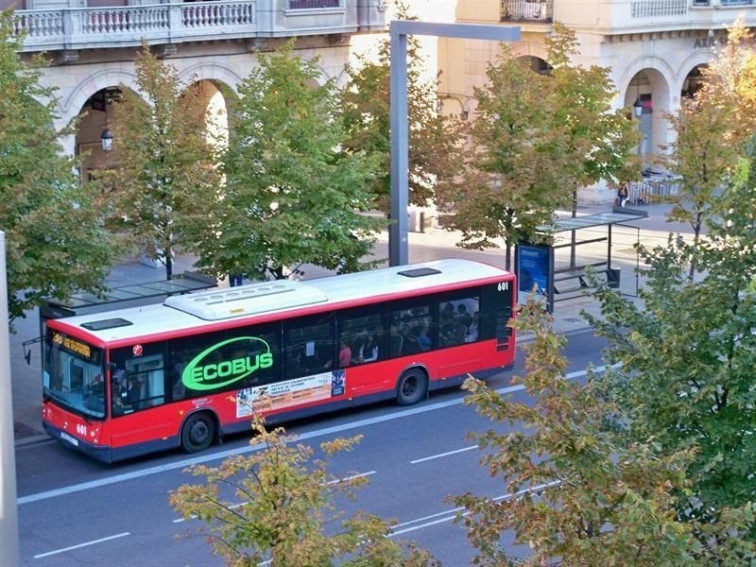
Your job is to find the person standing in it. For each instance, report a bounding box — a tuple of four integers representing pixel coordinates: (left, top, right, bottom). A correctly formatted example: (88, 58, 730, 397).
(617, 182, 629, 207)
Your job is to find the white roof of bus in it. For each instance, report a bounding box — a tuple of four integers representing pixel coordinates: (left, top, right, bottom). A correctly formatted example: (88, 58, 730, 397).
(53, 259, 510, 344)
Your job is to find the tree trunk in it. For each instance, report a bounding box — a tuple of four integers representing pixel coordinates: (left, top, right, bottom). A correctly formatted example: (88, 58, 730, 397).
(165, 246, 174, 280)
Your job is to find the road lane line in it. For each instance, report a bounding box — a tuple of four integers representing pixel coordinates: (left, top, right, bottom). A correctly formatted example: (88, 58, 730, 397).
(173, 471, 376, 523)
(34, 531, 131, 559)
(389, 481, 562, 537)
(326, 470, 376, 485)
(410, 445, 479, 464)
(20, 365, 616, 506)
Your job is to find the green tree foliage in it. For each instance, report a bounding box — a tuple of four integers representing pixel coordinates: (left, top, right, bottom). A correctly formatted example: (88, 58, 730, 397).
(341, 3, 464, 211)
(587, 194, 756, 559)
(453, 298, 702, 566)
(660, 20, 756, 277)
(170, 416, 438, 566)
(436, 25, 637, 269)
(193, 41, 385, 281)
(545, 25, 639, 208)
(0, 10, 116, 324)
(105, 42, 221, 279)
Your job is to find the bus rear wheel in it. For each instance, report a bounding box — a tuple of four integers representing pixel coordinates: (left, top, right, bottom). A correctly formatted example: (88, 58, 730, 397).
(396, 368, 427, 406)
(181, 412, 216, 453)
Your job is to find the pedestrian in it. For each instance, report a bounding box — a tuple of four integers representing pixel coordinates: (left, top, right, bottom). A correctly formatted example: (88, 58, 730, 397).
(617, 182, 629, 207)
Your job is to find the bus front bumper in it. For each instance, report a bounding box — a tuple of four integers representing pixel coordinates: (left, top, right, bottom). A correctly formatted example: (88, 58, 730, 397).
(43, 421, 114, 463)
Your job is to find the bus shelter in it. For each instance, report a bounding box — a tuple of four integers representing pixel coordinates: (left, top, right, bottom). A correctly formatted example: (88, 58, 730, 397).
(515, 209, 648, 313)
(25, 271, 217, 364)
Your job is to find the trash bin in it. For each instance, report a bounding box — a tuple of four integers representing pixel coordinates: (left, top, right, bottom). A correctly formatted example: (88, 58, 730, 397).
(607, 268, 621, 289)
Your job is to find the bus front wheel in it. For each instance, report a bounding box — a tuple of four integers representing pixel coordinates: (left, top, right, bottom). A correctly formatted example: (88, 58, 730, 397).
(181, 412, 216, 453)
(396, 368, 427, 406)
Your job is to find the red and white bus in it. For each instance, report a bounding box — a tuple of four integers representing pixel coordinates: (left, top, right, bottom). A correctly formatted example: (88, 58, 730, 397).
(41, 259, 516, 462)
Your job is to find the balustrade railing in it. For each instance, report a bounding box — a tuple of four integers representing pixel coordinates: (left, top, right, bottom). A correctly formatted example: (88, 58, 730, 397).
(14, 1, 256, 50)
(500, 0, 552, 22)
(631, 0, 687, 18)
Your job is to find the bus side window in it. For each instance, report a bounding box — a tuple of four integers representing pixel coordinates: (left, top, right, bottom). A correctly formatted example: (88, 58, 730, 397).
(284, 316, 334, 377)
(390, 305, 430, 356)
(439, 296, 479, 347)
(124, 355, 165, 411)
(339, 311, 383, 366)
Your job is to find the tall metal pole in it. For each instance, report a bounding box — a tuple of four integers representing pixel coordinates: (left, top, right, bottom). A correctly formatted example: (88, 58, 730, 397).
(388, 21, 521, 267)
(389, 26, 409, 266)
(0, 231, 21, 567)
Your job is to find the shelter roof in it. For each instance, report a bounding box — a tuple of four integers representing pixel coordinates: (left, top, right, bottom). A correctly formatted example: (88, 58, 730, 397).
(538, 209, 648, 234)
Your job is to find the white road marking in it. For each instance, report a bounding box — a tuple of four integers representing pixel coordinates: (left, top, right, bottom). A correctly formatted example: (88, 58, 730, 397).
(410, 445, 479, 464)
(172, 471, 376, 523)
(389, 481, 562, 537)
(34, 531, 131, 559)
(326, 470, 376, 485)
(19, 364, 617, 506)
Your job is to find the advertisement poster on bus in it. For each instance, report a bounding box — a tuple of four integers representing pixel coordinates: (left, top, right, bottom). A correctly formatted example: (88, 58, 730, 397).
(236, 370, 346, 418)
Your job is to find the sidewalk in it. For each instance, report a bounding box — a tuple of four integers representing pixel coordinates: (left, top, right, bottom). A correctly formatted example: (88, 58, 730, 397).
(10, 201, 691, 446)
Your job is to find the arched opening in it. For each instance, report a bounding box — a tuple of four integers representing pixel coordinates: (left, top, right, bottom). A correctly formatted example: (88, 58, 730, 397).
(517, 55, 552, 75)
(76, 87, 124, 184)
(625, 69, 671, 162)
(682, 64, 707, 100)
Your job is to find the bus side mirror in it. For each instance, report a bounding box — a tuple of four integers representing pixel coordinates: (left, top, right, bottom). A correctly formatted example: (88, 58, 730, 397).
(22, 336, 42, 366)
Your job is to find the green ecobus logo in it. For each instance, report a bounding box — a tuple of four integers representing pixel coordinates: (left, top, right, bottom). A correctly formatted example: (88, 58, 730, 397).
(182, 337, 273, 391)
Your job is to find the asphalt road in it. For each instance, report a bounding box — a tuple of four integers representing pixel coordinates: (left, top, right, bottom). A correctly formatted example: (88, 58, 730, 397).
(16, 328, 609, 566)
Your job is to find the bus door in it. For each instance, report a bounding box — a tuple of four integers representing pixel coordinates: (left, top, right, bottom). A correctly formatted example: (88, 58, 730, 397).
(108, 345, 170, 448)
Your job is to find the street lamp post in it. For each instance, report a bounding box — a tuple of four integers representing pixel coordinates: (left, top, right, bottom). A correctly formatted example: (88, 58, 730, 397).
(389, 21, 521, 266)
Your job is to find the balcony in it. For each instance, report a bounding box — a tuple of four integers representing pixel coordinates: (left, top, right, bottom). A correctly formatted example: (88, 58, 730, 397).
(13, 0, 387, 53)
(501, 0, 553, 23)
(554, 0, 756, 35)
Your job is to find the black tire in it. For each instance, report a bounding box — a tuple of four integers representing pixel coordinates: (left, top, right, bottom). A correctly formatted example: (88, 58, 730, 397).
(181, 412, 216, 453)
(396, 368, 428, 406)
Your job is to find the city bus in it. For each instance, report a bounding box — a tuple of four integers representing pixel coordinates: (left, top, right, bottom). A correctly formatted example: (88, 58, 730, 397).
(41, 259, 516, 462)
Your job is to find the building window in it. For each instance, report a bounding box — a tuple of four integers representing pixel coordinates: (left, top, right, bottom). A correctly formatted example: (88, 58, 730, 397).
(289, 0, 340, 8)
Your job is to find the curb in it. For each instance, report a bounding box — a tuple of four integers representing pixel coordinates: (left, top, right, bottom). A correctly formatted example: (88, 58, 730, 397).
(14, 434, 51, 448)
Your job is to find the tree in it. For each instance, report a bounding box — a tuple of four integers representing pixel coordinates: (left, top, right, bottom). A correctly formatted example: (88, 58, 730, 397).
(105, 42, 222, 280)
(0, 10, 117, 325)
(660, 97, 741, 278)
(587, 187, 756, 559)
(341, 3, 464, 212)
(192, 41, 385, 282)
(452, 298, 702, 566)
(659, 20, 756, 278)
(436, 25, 637, 269)
(170, 416, 438, 566)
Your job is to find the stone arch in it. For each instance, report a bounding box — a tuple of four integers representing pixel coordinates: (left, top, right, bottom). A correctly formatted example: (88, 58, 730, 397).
(509, 39, 548, 62)
(179, 62, 244, 95)
(62, 68, 141, 119)
(674, 50, 716, 106)
(617, 55, 675, 105)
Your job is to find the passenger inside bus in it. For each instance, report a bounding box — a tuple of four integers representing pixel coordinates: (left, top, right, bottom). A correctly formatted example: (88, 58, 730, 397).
(356, 334, 379, 363)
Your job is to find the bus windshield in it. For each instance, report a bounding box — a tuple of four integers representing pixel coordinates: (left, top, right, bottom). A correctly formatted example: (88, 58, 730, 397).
(43, 329, 106, 419)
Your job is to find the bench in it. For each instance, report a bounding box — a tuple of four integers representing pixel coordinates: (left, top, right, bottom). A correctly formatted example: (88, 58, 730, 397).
(553, 267, 620, 295)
